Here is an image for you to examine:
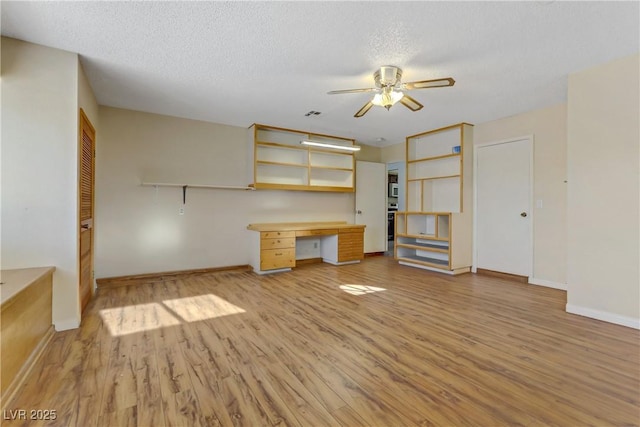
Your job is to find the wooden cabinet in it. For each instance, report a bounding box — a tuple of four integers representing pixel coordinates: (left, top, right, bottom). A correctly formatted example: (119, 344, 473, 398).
(248, 124, 356, 192)
(395, 123, 473, 275)
(338, 228, 364, 262)
(260, 232, 295, 271)
(1, 267, 55, 405)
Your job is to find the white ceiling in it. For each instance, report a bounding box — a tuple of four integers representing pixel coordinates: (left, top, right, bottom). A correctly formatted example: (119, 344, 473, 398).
(2, 1, 638, 147)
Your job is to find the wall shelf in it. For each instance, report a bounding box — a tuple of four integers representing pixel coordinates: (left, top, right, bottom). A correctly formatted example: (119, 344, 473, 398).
(248, 124, 356, 192)
(141, 181, 255, 204)
(141, 182, 255, 191)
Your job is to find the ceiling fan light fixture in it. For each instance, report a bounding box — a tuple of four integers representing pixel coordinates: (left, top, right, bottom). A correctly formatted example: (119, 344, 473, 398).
(327, 66, 453, 117)
(371, 89, 404, 109)
(300, 140, 361, 152)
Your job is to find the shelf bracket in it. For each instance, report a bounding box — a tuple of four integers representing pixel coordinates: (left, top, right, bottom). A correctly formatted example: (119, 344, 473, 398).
(182, 185, 187, 205)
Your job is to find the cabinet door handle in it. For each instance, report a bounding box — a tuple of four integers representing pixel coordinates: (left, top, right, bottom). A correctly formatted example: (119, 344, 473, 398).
(520, 212, 527, 217)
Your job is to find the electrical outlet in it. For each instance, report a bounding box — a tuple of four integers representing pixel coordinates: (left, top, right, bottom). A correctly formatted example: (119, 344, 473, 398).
(179, 207, 185, 215)
(314, 242, 318, 249)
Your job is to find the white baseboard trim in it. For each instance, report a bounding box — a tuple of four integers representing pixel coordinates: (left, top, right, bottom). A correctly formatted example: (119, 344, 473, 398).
(54, 318, 80, 331)
(566, 304, 640, 329)
(528, 277, 567, 291)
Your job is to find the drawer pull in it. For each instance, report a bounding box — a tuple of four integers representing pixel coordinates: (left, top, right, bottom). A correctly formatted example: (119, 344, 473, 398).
(276, 252, 283, 256)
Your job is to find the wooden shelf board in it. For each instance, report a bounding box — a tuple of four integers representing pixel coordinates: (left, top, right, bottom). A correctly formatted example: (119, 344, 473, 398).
(407, 174, 460, 182)
(253, 182, 354, 193)
(408, 153, 460, 163)
(397, 255, 450, 268)
(257, 160, 308, 168)
(256, 141, 308, 150)
(396, 243, 448, 253)
(141, 182, 255, 191)
(397, 233, 449, 242)
(310, 166, 353, 172)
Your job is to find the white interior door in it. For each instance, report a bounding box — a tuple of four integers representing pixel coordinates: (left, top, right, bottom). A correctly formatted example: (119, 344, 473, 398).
(476, 138, 532, 276)
(356, 161, 386, 253)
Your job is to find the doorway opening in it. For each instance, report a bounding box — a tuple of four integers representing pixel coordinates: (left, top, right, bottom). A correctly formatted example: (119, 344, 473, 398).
(386, 161, 405, 256)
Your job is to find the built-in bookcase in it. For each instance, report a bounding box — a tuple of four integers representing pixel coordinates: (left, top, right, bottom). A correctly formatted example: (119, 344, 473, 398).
(395, 123, 474, 275)
(248, 124, 356, 192)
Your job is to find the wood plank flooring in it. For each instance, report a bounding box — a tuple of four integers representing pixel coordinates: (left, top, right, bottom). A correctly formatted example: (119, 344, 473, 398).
(4, 257, 639, 426)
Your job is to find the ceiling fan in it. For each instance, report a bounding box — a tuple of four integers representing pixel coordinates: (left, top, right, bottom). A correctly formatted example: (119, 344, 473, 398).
(327, 66, 455, 118)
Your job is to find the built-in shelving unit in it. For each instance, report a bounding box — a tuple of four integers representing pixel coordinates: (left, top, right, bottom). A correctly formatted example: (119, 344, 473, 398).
(248, 124, 356, 192)
(395, 123, 474, 275)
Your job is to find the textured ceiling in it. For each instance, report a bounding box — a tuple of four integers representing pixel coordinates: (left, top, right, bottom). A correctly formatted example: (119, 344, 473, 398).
(2, 1, 638, 147)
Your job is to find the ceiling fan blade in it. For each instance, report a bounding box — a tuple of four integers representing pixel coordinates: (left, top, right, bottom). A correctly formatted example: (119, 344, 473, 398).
(327, 88, 377, 95)
(402, 77, 455, 90)
(354, 101, 374, 118)
(399, 94, 424, 112)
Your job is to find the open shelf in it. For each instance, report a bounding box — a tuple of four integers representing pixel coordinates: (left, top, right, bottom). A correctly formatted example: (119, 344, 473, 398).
(396, 121, 474, 275)
(396, 242, 448, 253)
(249, 124, 356, 192)
(397, 254, 449, 267)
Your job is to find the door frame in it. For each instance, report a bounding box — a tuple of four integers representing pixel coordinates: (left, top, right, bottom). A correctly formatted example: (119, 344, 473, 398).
(472, 135, 534, 277)
(78, 108, 96, 314)
(386, 161, 405, 211)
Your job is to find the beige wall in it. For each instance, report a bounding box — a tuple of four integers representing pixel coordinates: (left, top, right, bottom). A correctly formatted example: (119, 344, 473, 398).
(566, 54, 639, 327)
(78, 62, 99, 127)
(474, 104, 568, 287)
(1, 37, 82, 330)
(355, 143, 382, 163)
(381, 142, 405, 164)
(95, 107, 356, 278)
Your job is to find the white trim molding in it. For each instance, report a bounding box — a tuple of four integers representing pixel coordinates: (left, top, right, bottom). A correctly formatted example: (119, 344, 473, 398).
(566, 304, 640, 330)
(54, 318, 80, 331)
(528, 277, 567, 291)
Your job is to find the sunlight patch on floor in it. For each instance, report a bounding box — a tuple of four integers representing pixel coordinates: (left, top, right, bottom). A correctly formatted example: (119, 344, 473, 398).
(339, 284, 386, 296)
(99, 294, 245, 336)
(100, 302, 181, 336)
(163, 294, 246, 322)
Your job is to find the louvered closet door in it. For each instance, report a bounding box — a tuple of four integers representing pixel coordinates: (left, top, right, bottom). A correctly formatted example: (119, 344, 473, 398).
(79, 109, 95, 314)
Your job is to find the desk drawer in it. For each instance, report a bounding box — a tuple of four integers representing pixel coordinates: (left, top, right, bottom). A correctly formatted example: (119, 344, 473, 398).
(339, 227, 363, 234)
(296, 229, 338, 237)
(261, 237, 295, 250)
(260, 248, 295, 270)
(261, 231, 295, 239)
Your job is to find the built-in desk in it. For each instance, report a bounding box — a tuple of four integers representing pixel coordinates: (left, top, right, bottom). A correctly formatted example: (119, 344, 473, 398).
(247, 222, 365, 274)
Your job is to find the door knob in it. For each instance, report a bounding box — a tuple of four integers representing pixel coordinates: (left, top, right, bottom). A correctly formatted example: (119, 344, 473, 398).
(520, 212, 527, 217)
(357, 210, 362, 214)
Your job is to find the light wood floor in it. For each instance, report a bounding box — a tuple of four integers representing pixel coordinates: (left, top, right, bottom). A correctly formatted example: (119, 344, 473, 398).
(5, 257, 640, 426)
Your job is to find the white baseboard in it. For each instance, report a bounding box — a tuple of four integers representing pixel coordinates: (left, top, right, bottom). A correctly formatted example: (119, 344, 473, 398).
(528, 277, 567, 291)
(566, 304, 640, 330)
(54, 318, 80, 331)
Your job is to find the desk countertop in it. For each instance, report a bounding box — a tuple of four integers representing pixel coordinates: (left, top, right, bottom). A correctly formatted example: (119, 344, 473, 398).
(247, 221, 365, 232)
(1, 266, 56, 305)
